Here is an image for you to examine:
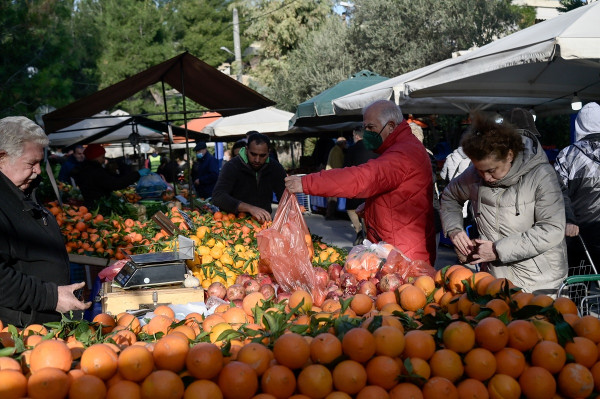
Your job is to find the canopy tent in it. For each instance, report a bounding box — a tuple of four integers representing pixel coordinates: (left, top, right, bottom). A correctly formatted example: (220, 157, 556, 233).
(403, 2, 600, 115)
(291, 70, 388, 127)
(42, 52, 275, 134)
(181, 112, 222, 133)
(201, 107, 294, 141)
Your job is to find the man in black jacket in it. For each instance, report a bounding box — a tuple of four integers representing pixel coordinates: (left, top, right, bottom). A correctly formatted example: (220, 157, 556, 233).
(0, 116, 90, 327)
(212, 133, 286, 223)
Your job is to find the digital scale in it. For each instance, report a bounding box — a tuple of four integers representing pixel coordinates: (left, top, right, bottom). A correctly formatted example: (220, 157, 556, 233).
(114, 234, 195, 289)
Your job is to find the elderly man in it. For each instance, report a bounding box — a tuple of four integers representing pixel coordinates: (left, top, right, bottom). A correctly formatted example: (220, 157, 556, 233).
(212, 133, 286, 223)
(0, 116, 91, 327)
(286, 100, 436, 264)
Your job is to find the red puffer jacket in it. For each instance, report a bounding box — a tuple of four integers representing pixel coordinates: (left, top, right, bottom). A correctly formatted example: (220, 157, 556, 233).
(302, 121, 436, 265)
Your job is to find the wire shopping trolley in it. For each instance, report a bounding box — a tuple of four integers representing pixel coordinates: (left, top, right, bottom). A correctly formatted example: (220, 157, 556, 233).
(557, 236, 599, 317)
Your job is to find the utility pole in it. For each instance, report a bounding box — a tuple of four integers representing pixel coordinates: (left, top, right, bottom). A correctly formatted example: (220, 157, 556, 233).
(233, 8, 243, 82)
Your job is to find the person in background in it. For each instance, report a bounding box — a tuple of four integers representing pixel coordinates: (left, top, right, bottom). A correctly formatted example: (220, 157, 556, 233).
(0, 116, 91, 327)
(72, 143, 144, 209)
(145, 147, 162, 172)
(344, 127, 379, 245)
(410, 122, 442, 249)
(286, 100, 436, 265)
(311, 137, 335, 171)
(324, 137, 348, 220)
(157, 156, 181, 184)
(58, 144, 85, 184)
(191, 142, 219, 199)
(554, 102, 600, 270)
(441, 112, 567, 295)
(212, 133, 286, 223)
(231, 140, 246, 158)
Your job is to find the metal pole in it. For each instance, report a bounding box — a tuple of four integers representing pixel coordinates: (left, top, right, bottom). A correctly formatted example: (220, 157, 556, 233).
(161, 80, 177, 195)
(233, 8, 243, 82)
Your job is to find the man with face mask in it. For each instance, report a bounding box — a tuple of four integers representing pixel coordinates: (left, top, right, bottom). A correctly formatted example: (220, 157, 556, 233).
(0, 116, 91, 327)
(285, 100, 436, 265)
(57, 144, 85, 184)
(212, 133, 287, 223)
(191, 142, 219, 199)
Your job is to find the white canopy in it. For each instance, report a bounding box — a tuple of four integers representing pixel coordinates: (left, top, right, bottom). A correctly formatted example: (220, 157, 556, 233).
(201, 107, 294, 138)
(47, 110, 164, 147)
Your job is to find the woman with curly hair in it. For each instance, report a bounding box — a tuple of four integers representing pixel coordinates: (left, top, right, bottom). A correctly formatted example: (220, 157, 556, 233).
(440, 112, 567, 295)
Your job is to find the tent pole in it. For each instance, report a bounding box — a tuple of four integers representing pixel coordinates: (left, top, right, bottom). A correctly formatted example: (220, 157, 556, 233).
(179, 58, 196, 212)
(161, 80, 177, 195)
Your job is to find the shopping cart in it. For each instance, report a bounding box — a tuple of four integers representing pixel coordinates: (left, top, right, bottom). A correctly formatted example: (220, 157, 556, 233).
(556, 236, 599, 317)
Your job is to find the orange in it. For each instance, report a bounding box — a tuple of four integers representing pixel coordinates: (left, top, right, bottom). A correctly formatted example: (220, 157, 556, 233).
(185, 342, 223, 379)
(518, 366, 556, 399)
(463, 348, 496, 381)
(445, 266, 474, 294)
(510, 291, 533, 310)
(400, 284, 427, 312)
(356, 385, 389, 399)
(273, 332, 310, 369)
(429, 349, 463, 383)
(111, 328, 137, 347)
(342, 327, 376, 363)
(145, 315, 174, 335)
(403, 330, 436, 360)
(375, 291, 397, 310)
(494, 347, 526, 379)
(154, 305, 175, 319)
(456, 378, 488, 399)
(237, 342, 272, 376)
(106, 380, 141, 399)
(389, 382, 424, 399)
(485, 298, 511, 318)
(475, 275, 495, 296)
(487, 374, 521, 399)
(414, 275, 436, 296)
(558, 363, 594, 399)
(591, 362, 600, 392)
(68, 373, 107, 399)
(506, 319, 539, 352)
(310, 333, 343, 365)
(474, 317, 509, 352)
(553, 296, 578, 315)
(218, 361, 259, 399)
(183, 380, 223, 399)
(373, 325, 405, 357)
(485, 278, 515, 297)
(565, 336, 599, 368)
(365, 355, 400, 390)
(573, 315, 600, 343)
(297, 364, 333, 398)
(0, 357, 21, 371)
(118, 345, 154, 382)
(29, 339, 73, 373)
(529, 294, 554, 308)
(223, 307, 249, 328)
(80, 343, 119, 380)
(442, 320, 475, 353)
(401, 357, 431, 379)
(0, 369, 27, 399)
(350, 294, 374, 316)
(422, 376, 458, 399)
(332, 360, 367, 395)
(361, 315, 404, 331)
(141, 370, 185, 399)
(116, 312, 142, 334)
(153, 333, 189, 372)
(169, 324, 196, 340)
(93, 313, 117, 334)
(27, 367, 70, 399)
(261, 365, 297, 399)
(288, 289, 313, 313)
(530, 340, 566, 374)
(23, 324, 48, 336)
(243, 292, 267, 316)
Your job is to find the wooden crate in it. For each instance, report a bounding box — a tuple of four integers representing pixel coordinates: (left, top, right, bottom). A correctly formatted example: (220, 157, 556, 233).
(101, 282, 204, 315)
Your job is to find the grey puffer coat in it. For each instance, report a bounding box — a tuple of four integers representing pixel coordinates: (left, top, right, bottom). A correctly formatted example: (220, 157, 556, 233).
(441, 130, 567, 295)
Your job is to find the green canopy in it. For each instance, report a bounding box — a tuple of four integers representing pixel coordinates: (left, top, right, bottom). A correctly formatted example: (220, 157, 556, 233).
(291, 70, 388, 127)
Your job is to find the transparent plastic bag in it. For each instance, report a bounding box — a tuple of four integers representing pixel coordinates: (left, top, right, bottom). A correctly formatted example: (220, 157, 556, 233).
(136, 173, 168, 199)
(256, 190, 324, 305)
(343, 241, 391, 281)
(384, 249, 436, 281)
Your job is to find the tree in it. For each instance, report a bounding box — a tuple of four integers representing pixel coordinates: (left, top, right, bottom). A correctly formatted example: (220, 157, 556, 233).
(558, 0, 587, 13)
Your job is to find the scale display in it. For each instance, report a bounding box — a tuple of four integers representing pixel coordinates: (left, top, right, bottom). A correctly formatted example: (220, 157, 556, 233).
(114, 260, 187, 289)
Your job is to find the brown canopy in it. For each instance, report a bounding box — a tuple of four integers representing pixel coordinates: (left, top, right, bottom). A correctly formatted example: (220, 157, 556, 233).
(43, 52, 275, 134)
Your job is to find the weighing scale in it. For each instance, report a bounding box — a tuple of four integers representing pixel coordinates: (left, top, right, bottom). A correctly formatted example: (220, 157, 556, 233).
(114, 235, 195, 289)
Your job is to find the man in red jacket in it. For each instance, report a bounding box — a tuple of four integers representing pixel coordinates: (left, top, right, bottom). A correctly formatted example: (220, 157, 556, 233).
(285, 100, 436, 265)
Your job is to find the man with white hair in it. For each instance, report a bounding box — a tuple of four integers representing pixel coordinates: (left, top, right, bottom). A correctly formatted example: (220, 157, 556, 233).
(554, 102, 600, 269)
(0, 116, 91, 327)
(286, 100, 436, 265)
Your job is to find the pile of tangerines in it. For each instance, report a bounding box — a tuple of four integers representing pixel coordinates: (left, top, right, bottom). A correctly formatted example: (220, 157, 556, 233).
(2, 265, 600, 399)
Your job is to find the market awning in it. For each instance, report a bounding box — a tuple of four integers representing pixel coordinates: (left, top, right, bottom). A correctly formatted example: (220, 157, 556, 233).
(43, 52, 275, 133)
(202, 107, 294, 141)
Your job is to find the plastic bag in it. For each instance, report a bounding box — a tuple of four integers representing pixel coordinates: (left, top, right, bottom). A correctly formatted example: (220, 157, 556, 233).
(256, 190, 325, 306)
(344, 241, 395, 281)
(136, 173, 168, 199)
(384, 248, 436, 282)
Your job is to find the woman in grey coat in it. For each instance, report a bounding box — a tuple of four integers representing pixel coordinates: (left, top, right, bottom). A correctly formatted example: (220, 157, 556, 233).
(441, 113, 567, 295)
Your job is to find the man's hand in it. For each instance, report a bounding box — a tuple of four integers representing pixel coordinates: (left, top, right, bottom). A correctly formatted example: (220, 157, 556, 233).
(284, 176, 303, 193)
(448, 230, 474, 257)
(468, 238, 498, 264)
(56, 281, 91, 314)
(566, 223, 579, 237)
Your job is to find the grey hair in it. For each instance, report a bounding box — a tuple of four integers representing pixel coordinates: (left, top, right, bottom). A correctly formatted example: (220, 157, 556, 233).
(0, 117, 48, 158)
(363, 100, 404, 126)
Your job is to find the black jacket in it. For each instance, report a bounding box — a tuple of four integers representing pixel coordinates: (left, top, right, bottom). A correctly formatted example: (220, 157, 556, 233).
(191, 152, 219, 199)
(211, 154, 286, 214)
(73, 160, 140, 208)
(0, 172, 69, 327)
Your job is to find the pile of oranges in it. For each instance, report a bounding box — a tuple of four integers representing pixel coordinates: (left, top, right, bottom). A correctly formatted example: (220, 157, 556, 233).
(2, 265, 600, 398)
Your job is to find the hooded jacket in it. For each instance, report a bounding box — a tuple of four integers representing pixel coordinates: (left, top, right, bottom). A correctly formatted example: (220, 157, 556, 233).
(302, 121, 436, 265)
(554, 102, 600, 229)
(441, 147, 471, 182)
(441, 130, 567, 295)
(0, 172, 69, 327)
